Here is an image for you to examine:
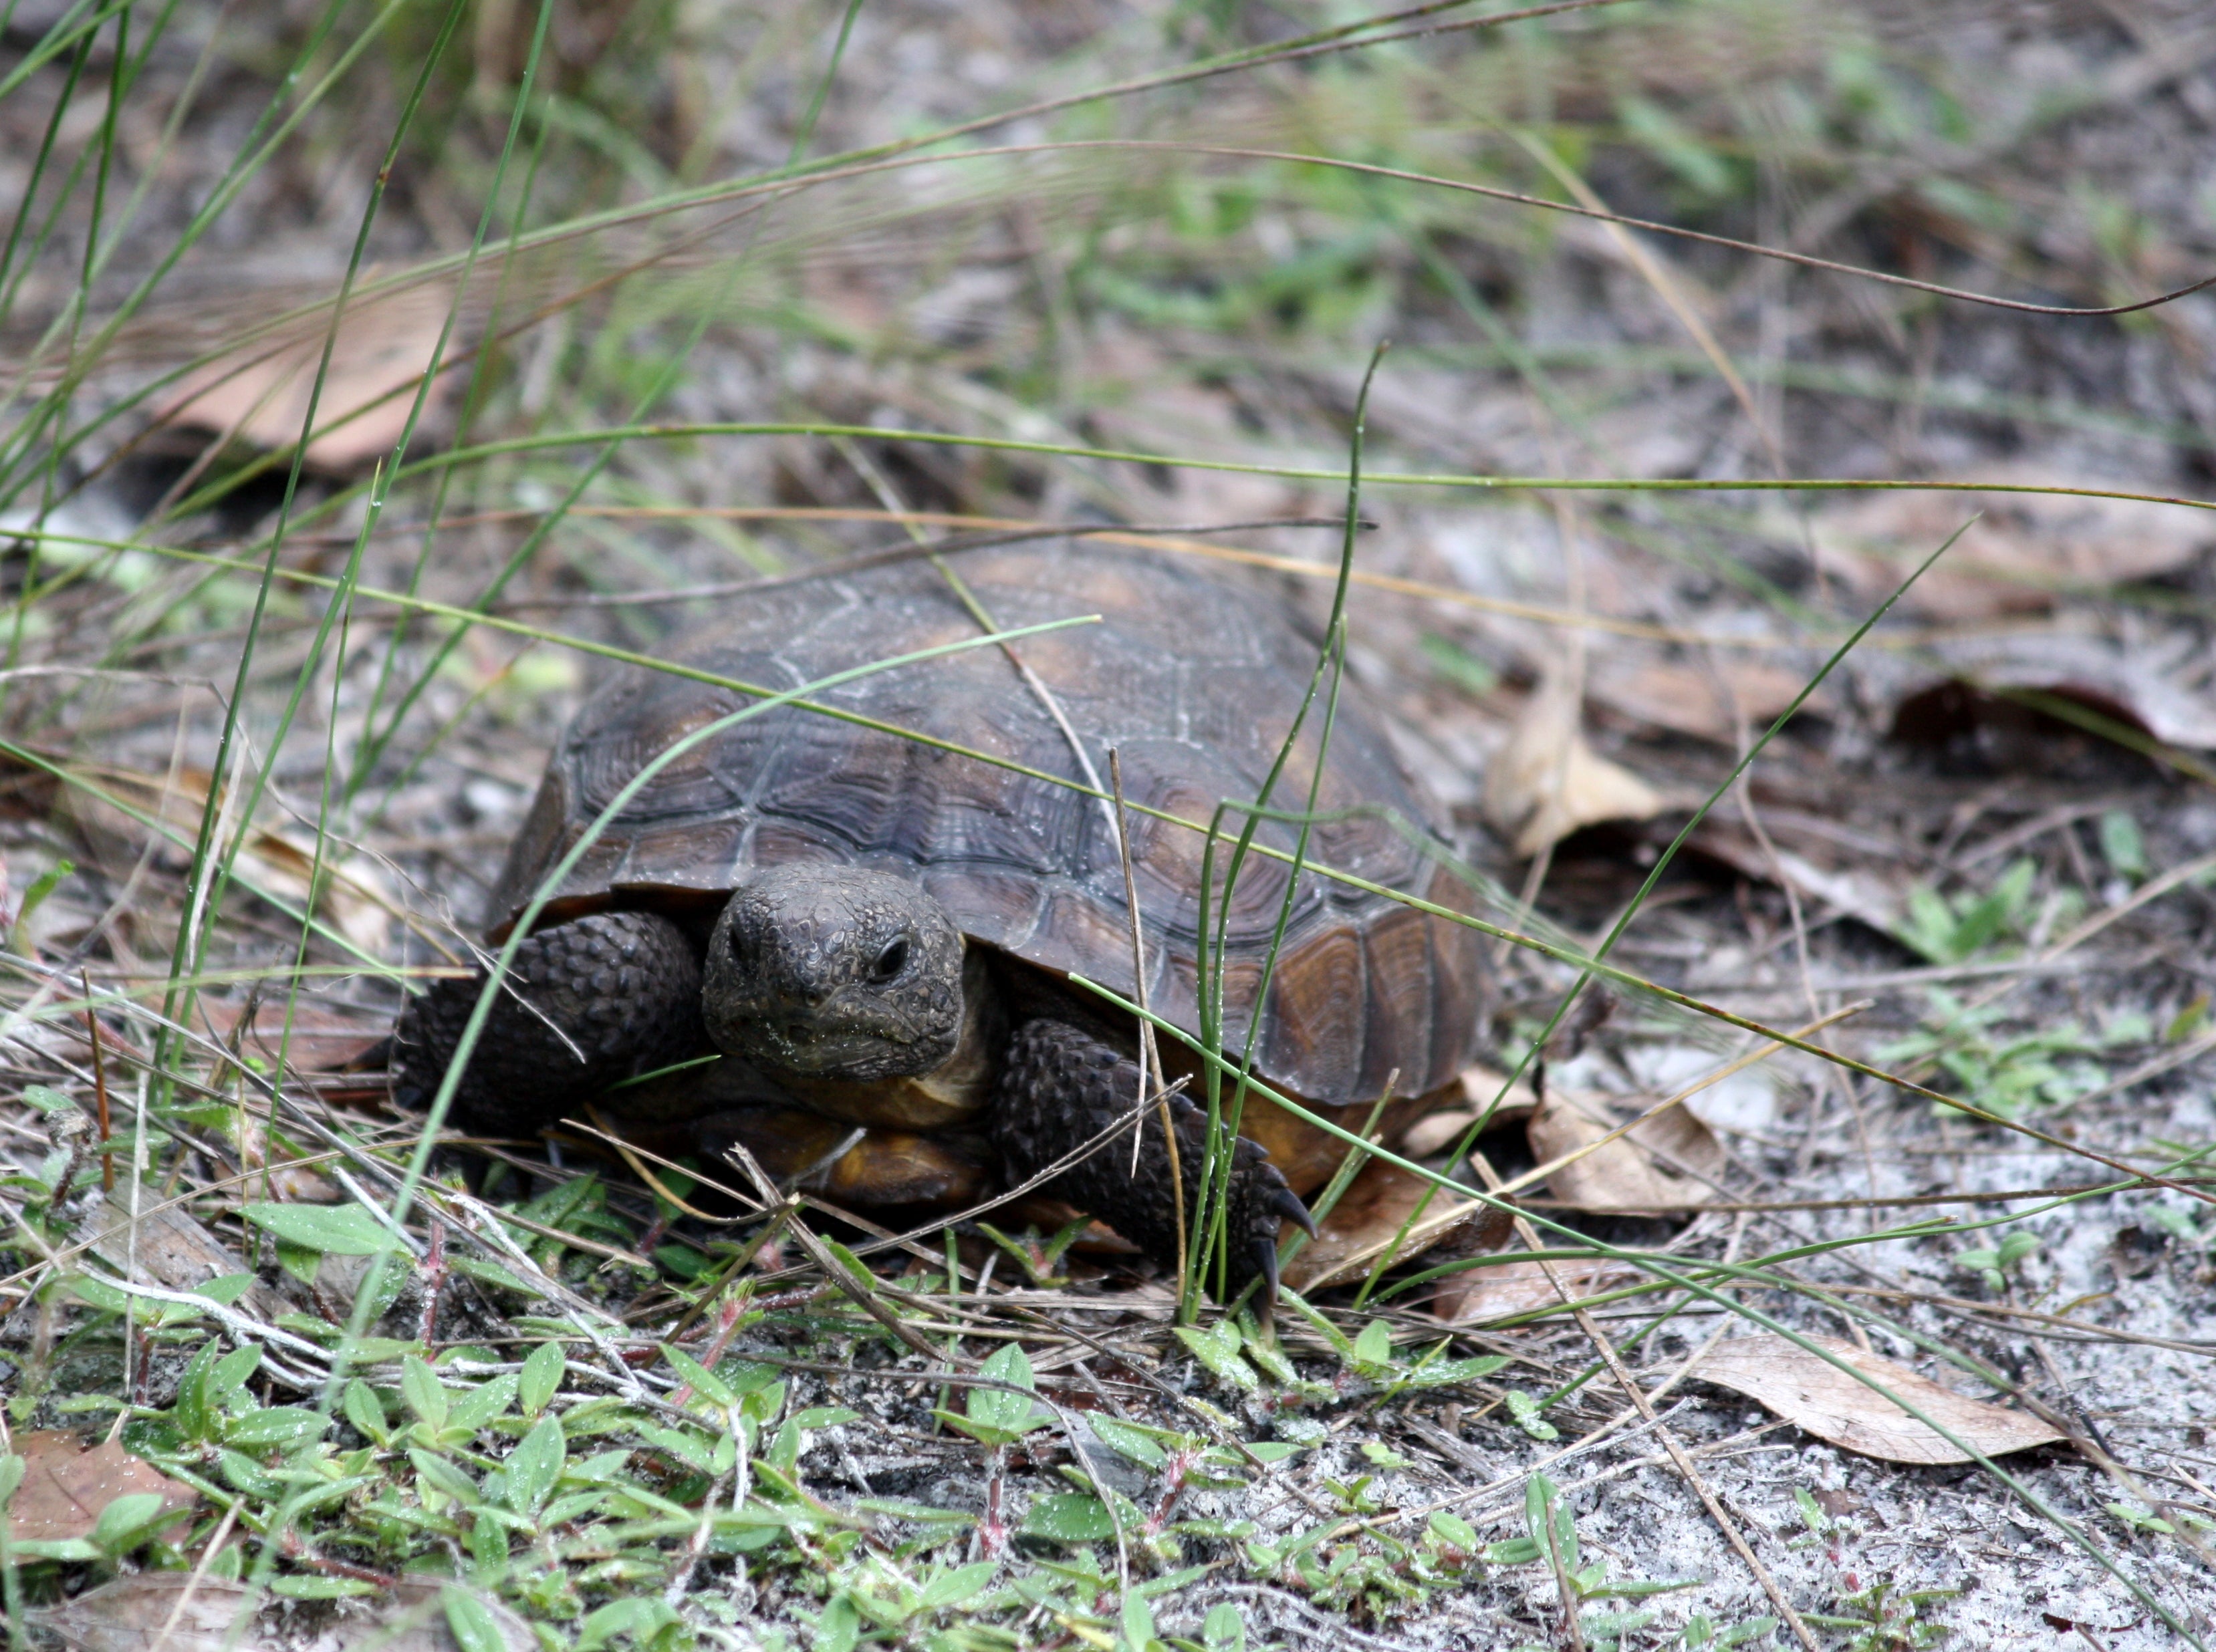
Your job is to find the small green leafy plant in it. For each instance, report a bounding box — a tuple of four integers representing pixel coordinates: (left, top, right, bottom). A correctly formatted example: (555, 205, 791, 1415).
(973, 1218, 1094, 1288)
(1954, 1230, 2039, 1294)
(1808, 1574, 1958, 1652)
(1879, 991, 2147, 1119)
(1892, 860, 2036, 966)
(2105, 1499, 2214, 1539)
(1516, 1474, 1702, 1651)
(934, 1343, 1052, 1448)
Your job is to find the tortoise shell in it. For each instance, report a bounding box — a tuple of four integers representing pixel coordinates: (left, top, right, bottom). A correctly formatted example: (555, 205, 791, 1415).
(485, 541, 1484, 1125)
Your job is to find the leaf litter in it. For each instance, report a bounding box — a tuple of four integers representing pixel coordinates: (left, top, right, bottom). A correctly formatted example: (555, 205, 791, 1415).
(1482, 666, 1669, 857)
(1695, 1336, 2066, 1468)
(36, 1576, 535, 1652)
(5, 1432, 198, 1549)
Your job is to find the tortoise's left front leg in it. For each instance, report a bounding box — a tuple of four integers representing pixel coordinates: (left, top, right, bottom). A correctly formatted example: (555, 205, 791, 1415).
(988, 1018, 1314, 1302)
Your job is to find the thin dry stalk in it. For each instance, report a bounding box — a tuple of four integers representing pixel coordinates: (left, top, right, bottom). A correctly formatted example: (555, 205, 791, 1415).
(1110, 748, 1183, 1280)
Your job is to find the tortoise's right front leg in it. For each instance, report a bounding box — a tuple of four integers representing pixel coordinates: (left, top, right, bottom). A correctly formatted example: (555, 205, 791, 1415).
(392, 910, 705, 1139)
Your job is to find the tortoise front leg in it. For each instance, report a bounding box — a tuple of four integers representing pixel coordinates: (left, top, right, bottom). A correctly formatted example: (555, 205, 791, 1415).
(989, 1018, 1314, 1304)
(392, 910, 705, 1139)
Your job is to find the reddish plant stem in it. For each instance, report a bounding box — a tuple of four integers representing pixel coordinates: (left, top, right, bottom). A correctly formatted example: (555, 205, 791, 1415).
(82, 970, 112, 1192)
(279, 1529, 398, 1589)
(1144, 1448, 1198, 1538)
(979, 1450, 1010, 1560)
(419, 1218, 448, 1346)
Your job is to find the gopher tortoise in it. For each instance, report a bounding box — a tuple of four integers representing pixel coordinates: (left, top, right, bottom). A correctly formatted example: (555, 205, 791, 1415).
(393, 539, 1485, 1298)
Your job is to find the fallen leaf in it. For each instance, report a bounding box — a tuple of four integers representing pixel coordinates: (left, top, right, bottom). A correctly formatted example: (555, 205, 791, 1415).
(1883, 632, 2216, 756)
(1810, 475, 2213, 622)
(156, 281, 459, 472)
(1398, 1064, 1542, 1156)
(78, 1181, 291, 1319)
(1687, 815, 1909, 936)
(1697, 1333, 2066, 1464)
(1429, 1254, 1643, 1323)
(39, 1579, 537, 1652)
(1483, 669, 1665, 855)
(1397, 1107, 1485, 1157)
(1281, 1160, 1501, 1292)
(1526, 1091, 1723, 1214)
(197, 996, 387, 1076)
(26, 750, 396, 955)
(231, 1111, 345, 1206)
(1590, 656, 1834, 745)
(5, 1432, 198, 1545)
(36, 1576, 261, 1652)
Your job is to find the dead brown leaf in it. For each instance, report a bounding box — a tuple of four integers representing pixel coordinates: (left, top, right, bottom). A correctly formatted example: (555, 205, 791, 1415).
(1281, 1160, 1497, 1292)
(1697, 1333, 2066, 1464)
(197, 996, 387, 1077)
(1687, 815, 1909, 936)
(1526, 1091, 1723, 1214)
(1483, 669, 1665, 855)
(1398, 1064, 1542, 1157)
(1884, 632, 2216, 754)
(232, 1113, 345, 1205)
(1811, 476, 2213, 622)
(38, 1578, 535, 1652)
(155, 282, 460, 472)
(1589, 656, 1834, 746)
(79, 1182, 290, 1319)
(36, 1576, 260, 1652)
(1429, 1254, 1643, 1323)
(32, 751, 396, 955)
(5, 1432, 198, 1545)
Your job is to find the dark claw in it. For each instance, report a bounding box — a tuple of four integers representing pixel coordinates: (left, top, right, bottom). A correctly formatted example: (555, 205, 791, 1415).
(1270, 1184, 1320, 1240)
(1253, 1233, 1281, 1313)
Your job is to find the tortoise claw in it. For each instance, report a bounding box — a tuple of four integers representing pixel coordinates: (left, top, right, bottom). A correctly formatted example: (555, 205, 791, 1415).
(1252, 1232, 1281, 1318)
(1270, 1184, 1319, 1240)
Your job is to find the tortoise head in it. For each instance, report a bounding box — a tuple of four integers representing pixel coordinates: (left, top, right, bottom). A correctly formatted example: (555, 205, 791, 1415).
(702, 863, 967, 1081)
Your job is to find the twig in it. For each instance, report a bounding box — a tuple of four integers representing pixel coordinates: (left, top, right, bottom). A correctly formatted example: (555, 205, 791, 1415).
(86, 1276, 332, 1378)
(1110, 748, 1183, 1278)
(277, 1529, 397, 1589)
(433, 1188, 655, 1401)
(80, 970, 112, 1192)
(419, 1217, 446, 1347)
(662, 1206, 793, 1345)
(1518, 1178, 2216, 1214)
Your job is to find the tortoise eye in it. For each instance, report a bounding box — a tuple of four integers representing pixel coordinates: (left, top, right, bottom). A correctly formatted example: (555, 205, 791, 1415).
(870, 936, 910, 982)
